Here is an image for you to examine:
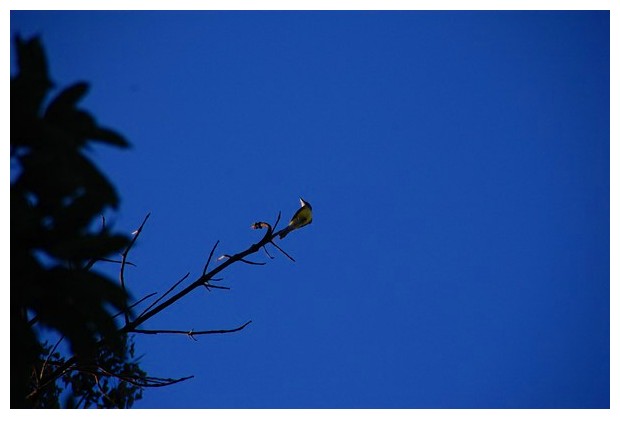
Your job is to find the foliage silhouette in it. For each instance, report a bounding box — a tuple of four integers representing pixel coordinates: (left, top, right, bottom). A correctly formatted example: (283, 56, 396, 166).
(11, 35, 140, 408)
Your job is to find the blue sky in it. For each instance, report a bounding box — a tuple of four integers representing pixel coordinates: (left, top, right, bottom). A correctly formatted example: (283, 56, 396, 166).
(10, 10, 610, 409)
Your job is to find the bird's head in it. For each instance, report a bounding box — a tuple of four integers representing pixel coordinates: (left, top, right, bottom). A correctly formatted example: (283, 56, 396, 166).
(299, 197, 312, 210)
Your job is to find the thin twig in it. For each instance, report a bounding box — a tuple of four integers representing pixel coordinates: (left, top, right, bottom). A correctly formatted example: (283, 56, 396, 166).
(203, 240, 220, 276)
(113, 292, 158, 319)
(272, 211, 282, 231)
(94, 374, 117, 408)
(238, 257, 266, 265)
(120, 213, 151, 324)
(269, 240, 296, 262)
(99, 258, 137, 267)
(75, 392, 87, 409)
(219, 255, 266, 266)
(39, 335, 65, 381)
(92, 365, 194, 388)
(262, 245, 274, 259)
(82, 216, 114, 272)
(138, 272, 190, 320)
(27, 315, 40, 327)
(203, 283, 230, 291)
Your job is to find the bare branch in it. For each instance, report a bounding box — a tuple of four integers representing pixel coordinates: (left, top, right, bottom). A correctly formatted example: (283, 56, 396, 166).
(85, 365, 194, 389)
(131, 320, 252, 338)
(127, 216, 280, 330)
(30, 208, 298, 400)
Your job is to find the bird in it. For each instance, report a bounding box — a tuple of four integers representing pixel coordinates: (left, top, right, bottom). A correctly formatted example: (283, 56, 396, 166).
(278, 198, 313, 239)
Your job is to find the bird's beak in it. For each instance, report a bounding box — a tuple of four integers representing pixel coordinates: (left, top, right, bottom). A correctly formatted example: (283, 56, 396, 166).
(299, 197, 306, 207)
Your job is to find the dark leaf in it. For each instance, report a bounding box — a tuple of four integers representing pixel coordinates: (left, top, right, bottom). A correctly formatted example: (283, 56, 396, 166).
(12, 35, 52, 114)
(44, 82, 90, 119)
(11, 36, 53, 149)
(47, 233, 129, 262)
(45, 108, 97, 149)
(18, 150, 120, 220)
(15, 35, 50, 83)
(32, 267, 129, 357)
(90, 127, 130, 148)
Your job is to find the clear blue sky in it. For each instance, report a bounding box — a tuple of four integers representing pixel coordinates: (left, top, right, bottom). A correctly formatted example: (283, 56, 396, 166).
(10, 10, 609, 409)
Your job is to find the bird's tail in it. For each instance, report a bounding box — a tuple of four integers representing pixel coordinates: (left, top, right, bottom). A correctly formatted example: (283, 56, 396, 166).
(278, 225, 293, 239)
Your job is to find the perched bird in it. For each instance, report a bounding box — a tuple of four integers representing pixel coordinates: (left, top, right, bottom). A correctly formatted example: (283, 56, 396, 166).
(278, 198, 313, 239)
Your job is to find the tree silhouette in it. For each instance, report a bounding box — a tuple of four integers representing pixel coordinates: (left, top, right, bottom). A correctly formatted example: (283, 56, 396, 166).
(11, 35, 301, 408)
